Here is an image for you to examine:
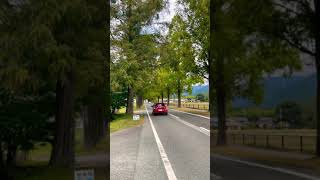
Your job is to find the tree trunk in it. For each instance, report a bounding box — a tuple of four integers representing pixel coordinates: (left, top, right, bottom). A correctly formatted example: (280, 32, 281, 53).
(126, 85, 134, 115)
(210, 0, 226, 146)
(315, 0, 320, 156)
(167, 88, 170, 106)
(0, 143, 3, 167)
(105, 0, 111, 175)
(6, 144, 17, 167)
(177, 80, 181, 108)
(161, 91, 164, 103)
(209, 0, 215, 144)
(158, 96, 160, 103)
(84, 101, 105, 149)
(136, 95, 143, 109)
(50, 71, 75, 167)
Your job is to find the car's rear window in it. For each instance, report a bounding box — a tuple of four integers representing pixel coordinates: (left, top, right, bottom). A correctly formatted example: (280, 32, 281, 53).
(155, 103, 165, 107)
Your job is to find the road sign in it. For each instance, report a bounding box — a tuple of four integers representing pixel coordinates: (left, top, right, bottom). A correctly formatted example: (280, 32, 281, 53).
(75, 169, 94, 180)
(133, 115, 140, 121)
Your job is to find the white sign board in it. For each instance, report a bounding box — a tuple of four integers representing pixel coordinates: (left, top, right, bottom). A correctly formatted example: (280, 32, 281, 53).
(133, 115, 140, 121)
(75, 169, 94, 180)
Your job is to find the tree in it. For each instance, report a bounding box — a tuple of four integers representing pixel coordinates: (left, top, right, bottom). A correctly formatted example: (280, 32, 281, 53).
(111, 0, 166, 115)
(203, 0, 302, 145)
(164, 15, 202, 107)
(0, 0, 109, 166)
(0, 89, 54, 167)
(265, 0, 320, 156)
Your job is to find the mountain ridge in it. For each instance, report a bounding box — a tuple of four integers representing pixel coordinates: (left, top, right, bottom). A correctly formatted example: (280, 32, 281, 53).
(190, 74, 316, 108)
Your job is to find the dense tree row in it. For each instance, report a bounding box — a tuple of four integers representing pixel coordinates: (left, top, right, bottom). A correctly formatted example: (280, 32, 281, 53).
(0, 0, 109, 169)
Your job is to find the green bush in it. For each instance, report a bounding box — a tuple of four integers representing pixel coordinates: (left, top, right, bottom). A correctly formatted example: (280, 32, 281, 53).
(111, 91, 127, 116)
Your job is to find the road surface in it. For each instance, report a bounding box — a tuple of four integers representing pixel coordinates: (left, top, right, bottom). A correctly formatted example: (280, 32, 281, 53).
(111, 103, 209, 180)
(111, 103, 319, 180)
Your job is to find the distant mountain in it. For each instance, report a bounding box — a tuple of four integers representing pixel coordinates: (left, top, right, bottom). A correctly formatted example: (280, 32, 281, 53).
(192, 85, 209, 95)
(190, 74, 316, 108)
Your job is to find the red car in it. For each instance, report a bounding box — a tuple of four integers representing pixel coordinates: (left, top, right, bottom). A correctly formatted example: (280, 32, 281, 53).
(152, 103, 168, 115)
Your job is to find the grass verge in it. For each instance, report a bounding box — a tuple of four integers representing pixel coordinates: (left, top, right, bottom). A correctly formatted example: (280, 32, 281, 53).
(14, 163, 107, 180)
(110, 113, 144, 133)
(12, 110, 144, 179)
(169, 106, 210, 117)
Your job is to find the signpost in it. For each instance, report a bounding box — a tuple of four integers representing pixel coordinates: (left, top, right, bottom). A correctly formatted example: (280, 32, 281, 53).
(75, 169, 95, 180)
(133, 114, 140, 121)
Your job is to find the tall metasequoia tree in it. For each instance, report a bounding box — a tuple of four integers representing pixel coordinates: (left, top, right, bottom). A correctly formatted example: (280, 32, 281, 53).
(111, 0, 165, 115)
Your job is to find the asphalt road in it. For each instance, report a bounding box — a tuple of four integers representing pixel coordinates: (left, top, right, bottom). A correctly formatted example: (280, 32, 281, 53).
(111, 103, 320, 180)
(111, 103, 209, 180)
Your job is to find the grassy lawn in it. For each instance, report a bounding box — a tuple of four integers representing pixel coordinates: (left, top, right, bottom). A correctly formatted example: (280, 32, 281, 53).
(172, 106, 316, 153)
(14, 165, 73, 180)
(110, 113, 144, 133)
(13, 163, 107, 180)
(170, 102, 275, 118)
(213, 146, 320, 175)
(29, 109, 144, 162)
(29, 128, 110, 162)
(17, 109, 145, 180)
(169, 106, 210, 117)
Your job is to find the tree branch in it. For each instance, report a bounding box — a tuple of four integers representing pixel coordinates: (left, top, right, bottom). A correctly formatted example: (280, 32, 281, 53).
(272, 1, 301, 16)
(282, 34, 316, 56)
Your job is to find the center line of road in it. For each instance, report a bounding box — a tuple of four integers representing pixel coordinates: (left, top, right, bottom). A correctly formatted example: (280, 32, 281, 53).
(145, 106, 178, 180)
(169, 113, 210, 136)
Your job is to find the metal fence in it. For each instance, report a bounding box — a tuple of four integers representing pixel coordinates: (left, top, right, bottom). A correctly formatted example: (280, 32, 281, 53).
(170, 102, 209, 110)
(212, 133, 317, 154)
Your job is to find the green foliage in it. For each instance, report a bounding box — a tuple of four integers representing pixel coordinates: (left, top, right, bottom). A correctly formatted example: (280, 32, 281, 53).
(275, 101, 303, 128)
(181, 0, 301, 104)
(195, 93, 205, 101)
(157, 14, 202, 98)
(111, 91, 127, 114)
(111, 0, 166, 103)
(0, 0, 108, 167)
(228, 107, 274, 118)
(178, 0, 209, 78)
(0, 88, 54, 157)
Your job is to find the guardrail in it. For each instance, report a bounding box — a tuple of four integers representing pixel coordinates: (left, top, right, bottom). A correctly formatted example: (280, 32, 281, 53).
(170, 102, 209, 111)
(212, 133, 317, 154)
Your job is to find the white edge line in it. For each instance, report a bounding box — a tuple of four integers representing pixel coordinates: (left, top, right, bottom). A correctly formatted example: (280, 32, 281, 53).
(214, 154, 320, 180)
(145, 106, 178, 180)
(200, 127, 210, 133)
(170, 108, 209, 119)
(169, 113, 210, 136)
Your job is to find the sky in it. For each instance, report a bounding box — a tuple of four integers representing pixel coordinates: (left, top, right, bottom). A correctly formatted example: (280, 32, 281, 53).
(141, 0, 178, 35)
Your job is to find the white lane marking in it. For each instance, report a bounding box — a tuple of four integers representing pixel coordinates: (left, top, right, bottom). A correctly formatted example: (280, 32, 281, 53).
(200, 127, 210, 133)
(169, 114, 210, 136)
(170, 109, 209, 119)
(145, 106, 178, 180)
(214, 154, 320, 180)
